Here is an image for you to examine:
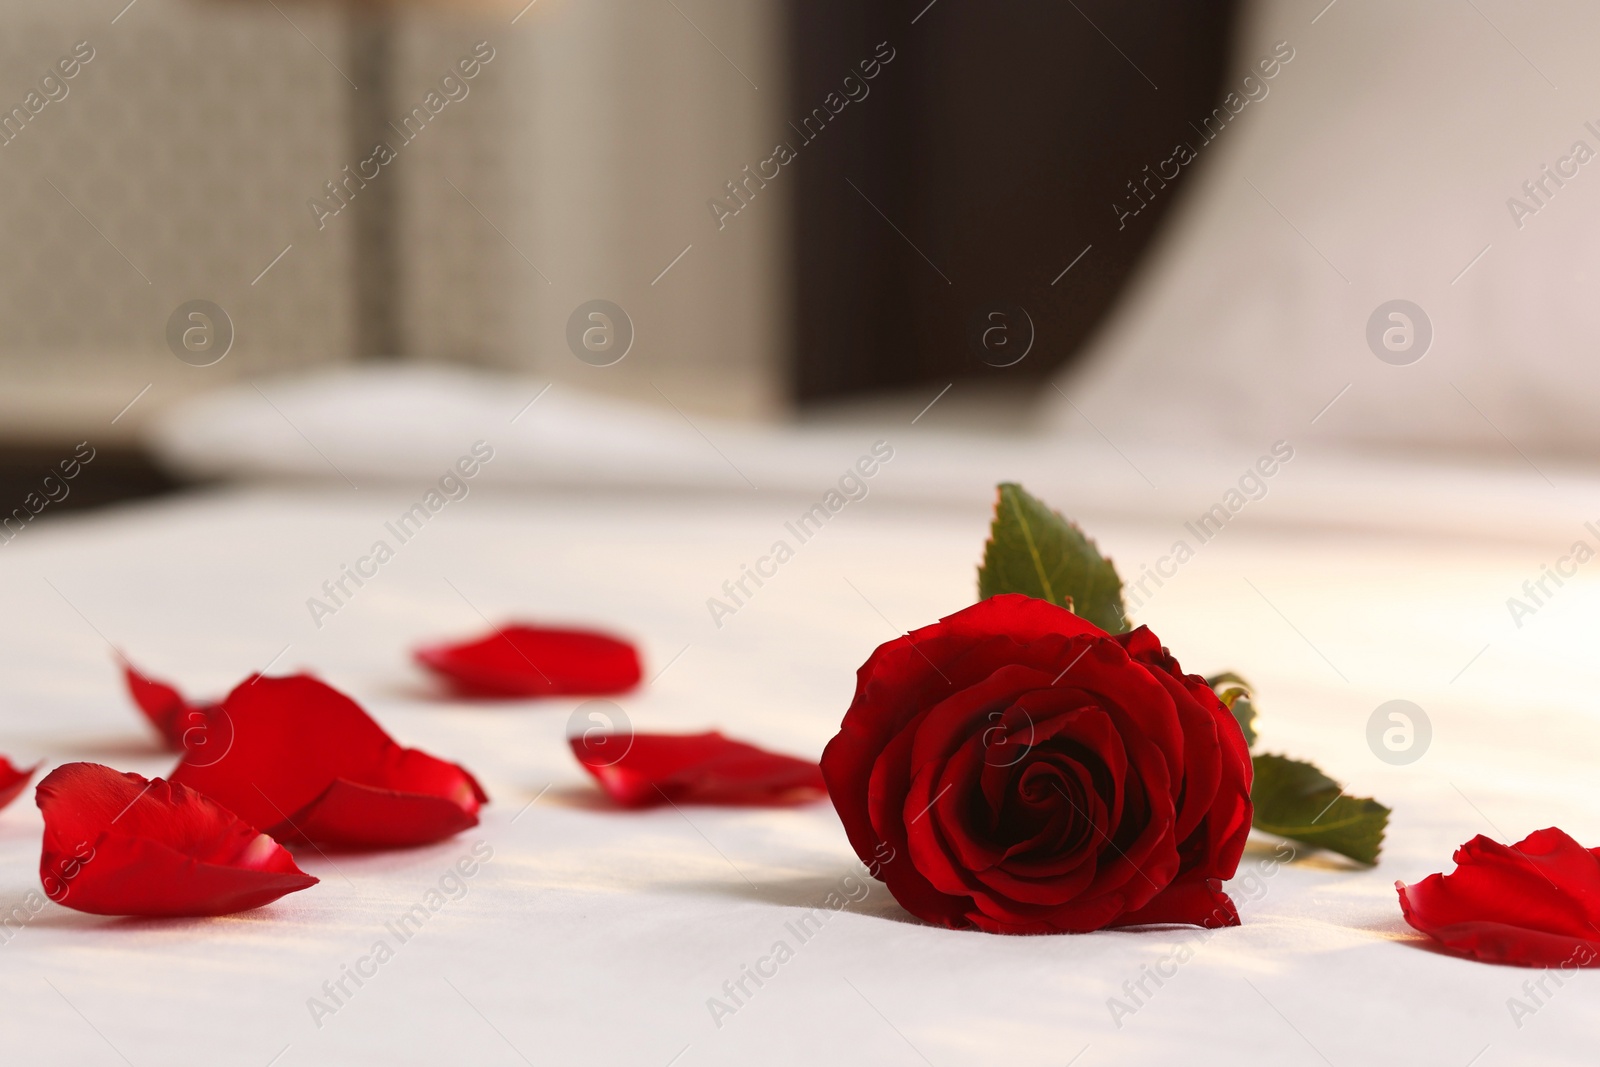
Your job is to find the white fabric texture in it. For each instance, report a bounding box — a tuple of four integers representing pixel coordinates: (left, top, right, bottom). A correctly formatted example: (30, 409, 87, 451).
(0, 479, 1594, 1065)
(146, 363, 1598, 545)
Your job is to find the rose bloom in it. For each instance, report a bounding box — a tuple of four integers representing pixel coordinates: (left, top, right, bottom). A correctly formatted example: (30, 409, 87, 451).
(821, 594, 1252, 934)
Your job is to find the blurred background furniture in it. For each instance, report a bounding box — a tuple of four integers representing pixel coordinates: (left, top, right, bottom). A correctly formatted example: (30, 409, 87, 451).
(788, 0, 1237, 401)
(0, 0, 1241, 508)
(0, 0, 784, 484)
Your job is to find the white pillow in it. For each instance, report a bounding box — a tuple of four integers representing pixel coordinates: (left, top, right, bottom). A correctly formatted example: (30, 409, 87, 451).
(1050, 0, 1600, 460)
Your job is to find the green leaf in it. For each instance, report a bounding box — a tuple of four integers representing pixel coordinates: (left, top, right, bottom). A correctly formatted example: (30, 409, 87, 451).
(1205, 671, 1258, 748)
(1250, 753, 1390, 866)
(977, 483, 1129, 633)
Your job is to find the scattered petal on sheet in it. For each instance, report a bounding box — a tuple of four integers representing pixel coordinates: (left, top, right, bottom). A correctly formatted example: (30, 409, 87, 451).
(571, 731, 826, 808)
(416, 624, 642, 698)
(170, 675, 486, 849)
(35, 762, 316, 917)
(121, 659, 229, 760)
(0, 756, 39, 812)
(1398, 828, 1600, 967)
(123, 661, 201, 750)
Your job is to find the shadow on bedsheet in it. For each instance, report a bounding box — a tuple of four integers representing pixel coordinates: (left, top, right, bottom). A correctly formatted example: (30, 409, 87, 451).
(662, 870, 924, 927)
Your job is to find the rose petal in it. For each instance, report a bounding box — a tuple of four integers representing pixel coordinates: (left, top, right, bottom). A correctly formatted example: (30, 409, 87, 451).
(416, 624, 642, 698)
(290, 747, 487, 848)
(1112, 876, 1240, 929)
(287, 779, 483, 849)
(122, 661, 224, 752)
(122, 662, 188, 747)
(1398, 828, 1600, 966)
(858, 713, 973, 929)
(0, 756, 39, 812)
(1117, 629, 1253, 884)
(121, 660, 232, 764)
(570, 732, 825, 808)
(35, 762, 316, 917)
(170, 675, 486, 849)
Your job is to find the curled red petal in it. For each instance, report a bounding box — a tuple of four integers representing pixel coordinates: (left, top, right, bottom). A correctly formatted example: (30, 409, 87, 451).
(123, 661, 195, 749)
(0, 756, 39, 812)
(415, 624, 642, 698)
(571, 731, 825, 808)
(35, 762, 316, 917)
(1398, 828, 1600, 966)
(169, 675, 487, 849)
(121, 660, 227, 755)
(286, 750, 488, 849)
(288, 780, 480, 849)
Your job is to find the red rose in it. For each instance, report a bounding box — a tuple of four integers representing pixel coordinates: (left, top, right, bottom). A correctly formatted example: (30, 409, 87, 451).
(820, 594, 1252, 934)
(1398, 828, 1600, 967)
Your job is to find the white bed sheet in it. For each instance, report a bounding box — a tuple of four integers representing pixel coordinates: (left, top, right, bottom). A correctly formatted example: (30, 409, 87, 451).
(0, 483, 1595, 1067)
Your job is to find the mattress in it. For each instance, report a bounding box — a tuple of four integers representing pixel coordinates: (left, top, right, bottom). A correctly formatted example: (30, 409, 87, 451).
(0, 471, 1591, 1065)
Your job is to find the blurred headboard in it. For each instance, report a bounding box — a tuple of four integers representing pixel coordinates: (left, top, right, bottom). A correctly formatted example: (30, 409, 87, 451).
(0, 0, 790, 451)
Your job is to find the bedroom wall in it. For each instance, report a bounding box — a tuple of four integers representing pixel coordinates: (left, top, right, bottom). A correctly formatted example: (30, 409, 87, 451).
(0, 0, 788, 452)
(0, 1, 353, 446)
